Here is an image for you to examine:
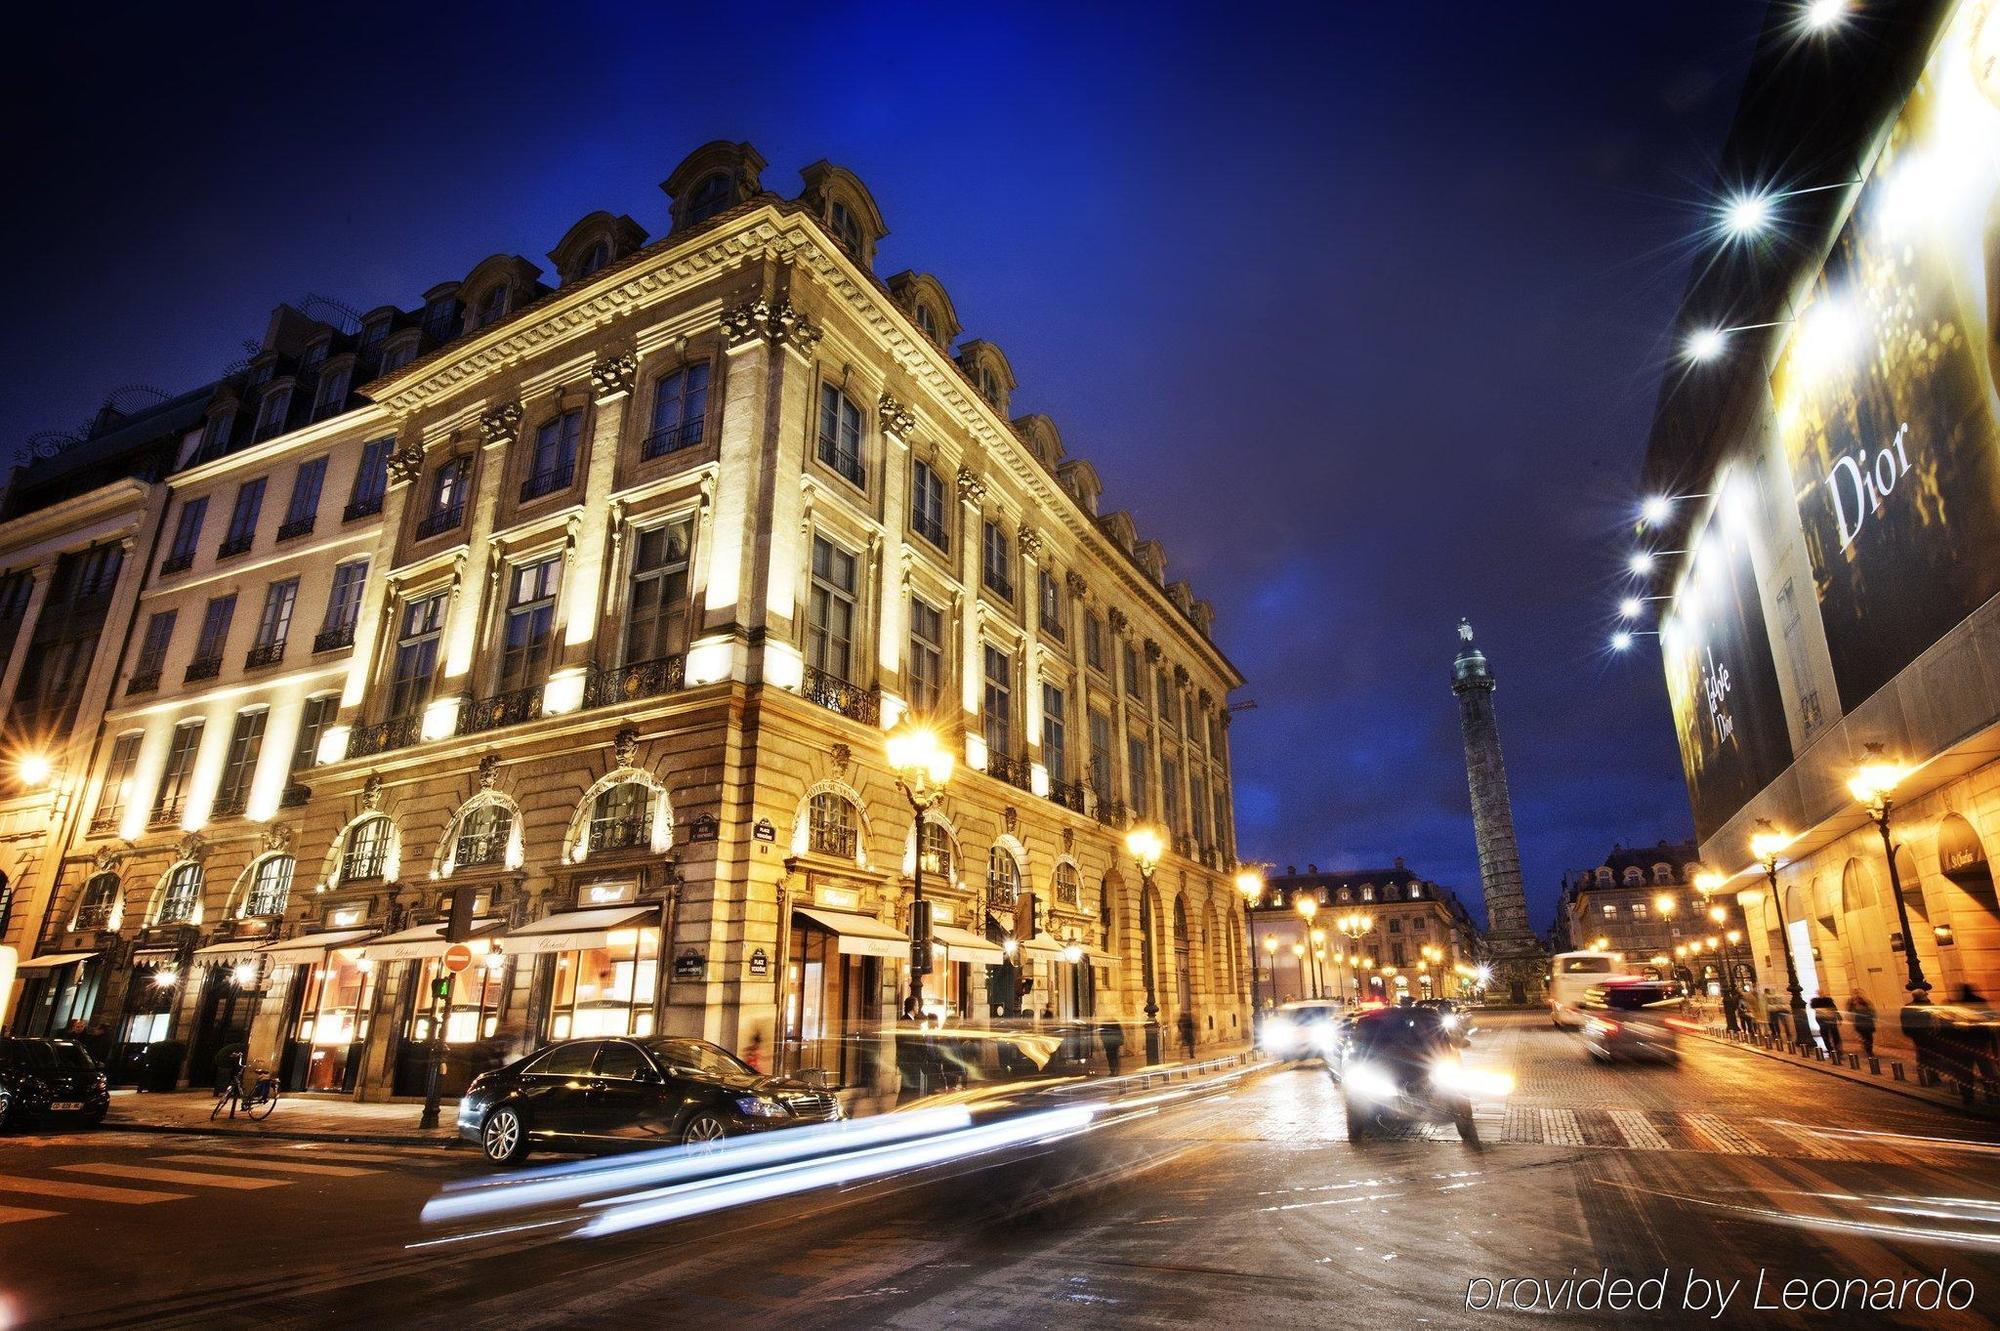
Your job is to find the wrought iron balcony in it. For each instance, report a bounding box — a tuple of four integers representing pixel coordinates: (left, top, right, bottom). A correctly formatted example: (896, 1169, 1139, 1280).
(808, 823, 857, 860)
(149, 803, 184, 829)
(313, 623, 356, 653)
(641, 418, 704, 461)
(71, 904, 115, 933)
(458, 685, 543, 735)
(212, 792, 248, 819)
(126, 669, 161, 696)
(1046, 775, 1088, 813)
(1094, 798, 1130, 829)
(453, 830, 509, 869)
(183, 655, 222, 683)
(343, 495, 384, 522)
(218, 533, 254, 559)
(245, 640, 286, 669)
(346, 714, 421, 758)
(160, 551, 194, 576)
(276, 514, 316, 542)
(414, 505, 464, 540)
(243, 886, 291, 918)
(519, 462, 576, 503)
(988, 878, 1018, 910)
(584, 654, 685, 709)
(589, 815, 653, 854)
(986, 750, 1033, 792)
(801, 667, 879, 724)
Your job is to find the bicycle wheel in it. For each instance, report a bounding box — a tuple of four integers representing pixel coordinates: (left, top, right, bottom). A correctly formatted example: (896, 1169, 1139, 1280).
(248, 1087, 279, 1121)
(211, 1090, 235, 1122)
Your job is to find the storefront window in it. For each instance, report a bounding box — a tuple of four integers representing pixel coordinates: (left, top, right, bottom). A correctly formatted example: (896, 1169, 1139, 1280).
(291, 950, 377, 1090)
(548, 928, 659, 1039)
(407, 956, 506, 1044)
(121, 961, 180, 1046)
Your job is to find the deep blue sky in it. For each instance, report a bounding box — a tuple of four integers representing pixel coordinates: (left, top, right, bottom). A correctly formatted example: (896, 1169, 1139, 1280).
(1, 2, 1772, 930)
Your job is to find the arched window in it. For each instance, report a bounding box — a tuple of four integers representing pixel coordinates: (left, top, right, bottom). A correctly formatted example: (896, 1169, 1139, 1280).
(807, 790, 857, 859)
(1338, 887, 1352, 903)
(917, 817, 954, 882)
(1622, 866, 1645, 886)
(687, 173, 732, 225)
(73, 871, 121, 931)
(828, 200, 863, 254)
(1595, 867, 1614, 885)
(244, 855, 294, 917)
(1385, 885, 1401, 901)
(590, 782, 653, 853)
(1053, 862, 1081, 907)
(1099, 882, 1115, 951)
(987, 845, 1021, 909)
(577, 239, 611, 279)
(477, 284, 510, 327)
(1409, 883, 1422, 898)
(980, 368, 1000, 406)
(455, 804, 514, 869)
(342, 815, 393, 882)
(156, 862, 204, 925)
(1653, 863, 1672, 884)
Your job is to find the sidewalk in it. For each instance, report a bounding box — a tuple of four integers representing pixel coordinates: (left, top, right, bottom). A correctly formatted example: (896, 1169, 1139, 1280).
(1692, 1022, 2000, 1121)
(106, 1089, 463, 1146)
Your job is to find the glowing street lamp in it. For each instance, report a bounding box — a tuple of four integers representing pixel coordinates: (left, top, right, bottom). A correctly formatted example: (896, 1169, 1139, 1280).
(1125, 823, 1168, 1061)
(1849, 743, 1928, 997)
(1654, 893, 1678, 918)
(1639, 495, 1673, 526)
(887, 720, 955, 1014)
(1804, 0, 1848, 32)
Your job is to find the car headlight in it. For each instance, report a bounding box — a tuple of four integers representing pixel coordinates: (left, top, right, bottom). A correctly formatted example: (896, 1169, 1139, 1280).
(1345, 1061, 1400, 1102)
(1439, 1013, 1459, 1031)
(733, 1095, 790, 1118)
(1264, 1019, 1295, 1045)
(1430, 1062, 1514, 1097)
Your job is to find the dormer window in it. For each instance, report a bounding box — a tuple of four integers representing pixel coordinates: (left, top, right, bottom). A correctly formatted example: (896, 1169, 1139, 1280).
(915, 304, 938, 343)
(379, 337, 418, 374)
(313, 364, 351, 421)
(577, 240, 611, 279)
(360, 316, 391, 349)
(981, 369, 1000, 406)
(476, 285, 510, 328)
(422, 296, 459, 342)
(301, 340, 330, 371)
(687, 173, 732, 225)
(254, 387, 293, 441)
(829, 200, 863, 255)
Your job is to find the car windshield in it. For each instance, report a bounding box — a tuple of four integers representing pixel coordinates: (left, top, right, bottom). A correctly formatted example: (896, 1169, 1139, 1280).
(643, 1038, 753, 1079)
(1600, 985, 1681, 1012)
(1286, 1007, 1335, 1025)
(1351, 1010, 1447, 1054)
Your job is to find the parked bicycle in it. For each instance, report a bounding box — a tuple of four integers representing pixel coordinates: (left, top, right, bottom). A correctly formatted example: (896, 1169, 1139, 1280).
(211, 1054, 280, 1121)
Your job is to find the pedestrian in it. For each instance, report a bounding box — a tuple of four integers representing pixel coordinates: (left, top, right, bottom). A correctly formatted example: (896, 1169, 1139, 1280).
(1177, 1011, 1197, 1061)
(1764, 989, 1790, 1042)
(1747, 985, 1768, 1037)
(1902, 988, 1937, 1083)
(1850, 992, 1877, 1058)
(1721, 986, 1742, 1035)
(1811, 995, 1843, 1058)
(1099, 1019, 1125, 1075)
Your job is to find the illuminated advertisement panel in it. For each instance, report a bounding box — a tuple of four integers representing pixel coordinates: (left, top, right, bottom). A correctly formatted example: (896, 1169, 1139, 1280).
(1662, 495, 1795, 842)
(1772, 0, 2000, 713)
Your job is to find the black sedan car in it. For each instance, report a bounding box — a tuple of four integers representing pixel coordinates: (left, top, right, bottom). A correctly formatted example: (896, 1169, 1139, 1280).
(459, 1036, 842, 1166)
(0, 1037, 110, 1129)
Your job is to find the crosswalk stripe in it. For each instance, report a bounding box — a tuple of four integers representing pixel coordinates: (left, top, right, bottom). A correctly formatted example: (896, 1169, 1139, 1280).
(0, 1204, 61, 1224)
(1539, 1108, 1584, 1147)
(0, 1175, 188, 1204)
(1608, 1109, 1670, 1150)
(58, 1163, 288, 1190)
(1761, 1121, 1856, 1161)
(156, 1153, 377, 1178)
(1683, 1114, 1759, 1155)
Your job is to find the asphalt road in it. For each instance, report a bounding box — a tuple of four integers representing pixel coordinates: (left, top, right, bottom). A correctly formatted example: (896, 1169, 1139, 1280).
(5, 1012, 2000, 1329)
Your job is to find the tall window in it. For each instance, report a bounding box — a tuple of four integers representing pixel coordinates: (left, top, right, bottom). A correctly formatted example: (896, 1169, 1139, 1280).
(1038, 570, 1064, 640)
(477, 284, 510, 327)
(981, 521, 1014, 601)
(524, 411, 582, 499)
(454, 805, 513, 868)
(1156, 669, 1173, 726)
(252, 578, 298, 661)
(388, 594, 446, 720)
(348, 438, 392, 518)
(1161, 756, 1182, 833)
(164, 497, 207, 570)
(189, 595, 236, 676)
(341, 816, 392, 882)
(253, 387, 292, 441)
(245, 855, 294, 917)
(576, 239, 611, 279)
(293, 694, 338, 772)
(320, 561, 368, 648)
(1089, 711, 1114, 805)
(806, 536, 857, 681)
(423, 294, 460, 341)
(93, 732, 143, 831)
(590, 782, 653, 852)
(1126, 734, 1150, 815)
(908, 597, 945, 714)
(918, 817, 955, 881)
(910, 460, 948, 550)
(986, 845, 1021, 909)
(687, 172, 732, 224)
(498, 557, 561, 692)
(214, 709, 267, 815)
(195, 411, 234, 462)
(1054, 862, 1081, 907)
(816, 385, 864, 487)
(645, 364, 709, 458)
(982, 645, 1012, 758)
(807, 790, 857, 859)
(422, 456, 470, 531)
(1084, 612, 1106, 671)
(220, 478, 265, 556)
(152, 719, 204, 824)
(915, 303, 939, 343)
(73, 872, 121, 931)
(625, 521, 692, 664)
(829, 199, 863, 254)
(313, 365, 351, 420)
(131, 611, 176, 688)
(1121, 642, 1140, 696)
(1191, 773, 1210, 846)
(1042, 683, 1068, 780)
(281, 456, 328, 535)
(156, 862, 204, 925)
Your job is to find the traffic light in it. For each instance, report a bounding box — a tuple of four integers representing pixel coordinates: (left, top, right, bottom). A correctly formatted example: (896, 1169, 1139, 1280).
(433, 976, 452, 1002)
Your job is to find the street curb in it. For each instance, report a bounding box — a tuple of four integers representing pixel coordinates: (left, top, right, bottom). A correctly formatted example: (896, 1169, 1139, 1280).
(102, 1121, 468, 1148)
(1690, 1027, 1998, 1121)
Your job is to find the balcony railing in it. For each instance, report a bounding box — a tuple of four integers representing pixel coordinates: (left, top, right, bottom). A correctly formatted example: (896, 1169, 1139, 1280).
(218, 533, 254, 559)
(71, 904, 115, 933)
(243, 887, 291, 918)
(314, 623, 356, 653)
(245, 641, 286, 670)
(588, 815, 653, 854)
(1045, 775, 1088, 813)
(1094, 799, 1130, 829)
(126, 669, 161, 696)
(519, 462, 576, 503)
(584, 654, 685, 708)
(641, 418, 704, 461)
(801, 667, 879, 724)
(453, 830, 509, 869)
(458, 685, 542, 735)
(808, 823, 857, 860)
(414, 506, 465, 540)
(160, 551, 194, 576)
(276, 515, 316, 542)
(343, 495, 384, 522)
(212, 792, 248, 819)
(346, 714, 421, 759)
(150, 803, 184, 829)
(183, 655, 222, 683)
(986, 750, 1033, 792)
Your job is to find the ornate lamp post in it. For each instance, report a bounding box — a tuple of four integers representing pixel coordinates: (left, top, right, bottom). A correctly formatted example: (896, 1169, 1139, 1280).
(1336, 911, 1373, 1004)
(1125, 823, 1166, 1064)
(1263, 934, 1279, 1005)
(887, 720, 954, 1015)
(1309, 928, 1328, 999)
(1290, 942, 1307, 1002)
(1293, 893, 1319, 999)
(1235, 867, 1265, 1013)
(1849, 744, 1928, 996)
(1751, 820, 1811, 1042)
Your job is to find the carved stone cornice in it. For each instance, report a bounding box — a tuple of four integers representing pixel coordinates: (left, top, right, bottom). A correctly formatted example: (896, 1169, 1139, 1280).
(955, 464, 986, 504)
(480, 401, 524, 449)
(1064, 570, 1088, 600)
(385, 440, 427, 487)
(721, 297, 823, 353)
(589, 352, 638, 400)
(1017, 524, 1044, 562)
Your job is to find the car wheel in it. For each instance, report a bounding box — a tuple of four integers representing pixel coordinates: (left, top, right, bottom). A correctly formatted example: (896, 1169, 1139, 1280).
(681, 1110, 730, 1152)
(1344, 1100, 1368, 1141)
(1454, 1101, 1479, 1146)
(481, 1104, 530, 1167)
(0, 1090, 11, 1131)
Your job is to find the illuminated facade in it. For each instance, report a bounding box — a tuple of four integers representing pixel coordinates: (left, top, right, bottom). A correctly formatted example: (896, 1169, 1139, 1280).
(2, 142, 1249, 1096)
(1637, 2, 2000, 1017)
(1247, 863, 1480, 1007)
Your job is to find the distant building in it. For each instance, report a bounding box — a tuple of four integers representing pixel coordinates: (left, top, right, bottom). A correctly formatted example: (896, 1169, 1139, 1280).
(1560, 840, 1755, 991)
(1247, 860, 1481, 1006)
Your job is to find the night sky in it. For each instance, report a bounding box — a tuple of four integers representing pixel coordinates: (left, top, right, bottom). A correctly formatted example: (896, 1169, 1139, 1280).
(1, 2, 1775, 931)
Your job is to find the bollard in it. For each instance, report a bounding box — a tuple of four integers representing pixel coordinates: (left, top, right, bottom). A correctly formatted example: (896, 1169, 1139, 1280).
(1868, 1056, 1881, 1075)
(1892, 1061, 1905, 1081)
(1846, 1053, 1859, 1070)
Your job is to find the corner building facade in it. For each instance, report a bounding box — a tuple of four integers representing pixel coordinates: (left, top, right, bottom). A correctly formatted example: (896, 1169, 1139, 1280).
(6, 141, 1249, 1098)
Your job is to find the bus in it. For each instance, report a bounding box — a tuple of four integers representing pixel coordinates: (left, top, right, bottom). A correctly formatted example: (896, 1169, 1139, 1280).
(1548, 951, 1639, 1028)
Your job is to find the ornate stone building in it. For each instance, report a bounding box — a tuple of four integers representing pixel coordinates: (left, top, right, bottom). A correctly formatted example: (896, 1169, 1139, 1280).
(1, 141, 1249, 1098)
(1247, 862, 1481, 1007)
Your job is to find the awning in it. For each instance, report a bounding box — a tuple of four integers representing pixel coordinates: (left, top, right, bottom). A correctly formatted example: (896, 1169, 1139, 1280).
(14, 951, 98, 972)
(503, 906, 658, 956)
(931, 925, 1005, 964)
(1021, 934, 1067, 960)
(793, 907, 908, 959)
(258, 928, 379, 965)
(193, 939, 268, 965)
(351, 918, 506, 962)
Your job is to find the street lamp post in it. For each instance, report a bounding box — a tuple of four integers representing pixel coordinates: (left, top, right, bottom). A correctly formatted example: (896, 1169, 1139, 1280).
(1849, 745, 1929, 996)
(1263, 935, 1279, 1006)
(887, 721, 954, 1017)
(1751, 820, 1812, 1043)
(1125, 824, 1167, 1064)
(1236, 868, 1265, 1016)
(1309, 928, 1327, 999)
(1290, 943, 1307, 1002)
(1335, 911, 1372, 1005)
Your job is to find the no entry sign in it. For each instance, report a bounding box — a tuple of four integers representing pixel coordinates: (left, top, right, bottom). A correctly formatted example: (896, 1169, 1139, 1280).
(442, 943, 475, 974)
